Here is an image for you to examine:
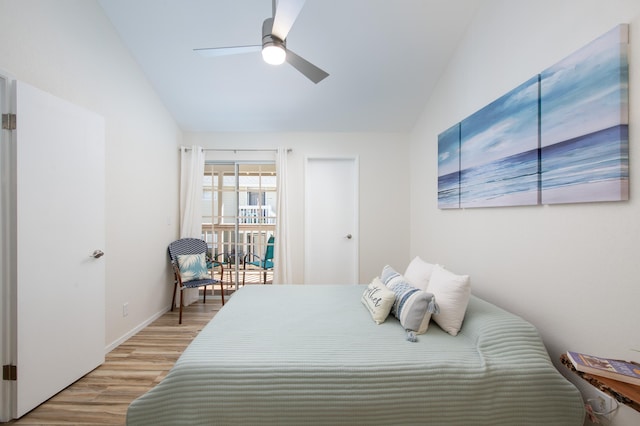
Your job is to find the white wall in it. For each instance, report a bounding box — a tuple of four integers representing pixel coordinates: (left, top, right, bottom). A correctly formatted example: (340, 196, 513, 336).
(0, 0, 181, 350)
(409, 1, 640, 424)
(0, 0, 410, 359)
(185, 132, 410, 283)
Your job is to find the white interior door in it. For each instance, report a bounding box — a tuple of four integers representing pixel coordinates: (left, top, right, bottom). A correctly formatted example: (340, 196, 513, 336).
(13, 81, 105, 418)
(305, 157, 358, 284)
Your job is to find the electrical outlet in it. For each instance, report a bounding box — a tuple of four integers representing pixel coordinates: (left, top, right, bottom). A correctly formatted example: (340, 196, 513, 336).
(587, 391, 617, 423)
(594, 396, 607, 413)
(123, 302, 129, 317)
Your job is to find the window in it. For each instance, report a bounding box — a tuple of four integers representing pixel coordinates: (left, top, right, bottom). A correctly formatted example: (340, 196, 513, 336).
(247, 191, 265, 206)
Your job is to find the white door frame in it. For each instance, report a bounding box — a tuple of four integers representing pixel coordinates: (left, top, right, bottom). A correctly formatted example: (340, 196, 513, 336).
(0, 70, 15, 423)
(0, 73, 5, 423)
(304, 156, 359, 284)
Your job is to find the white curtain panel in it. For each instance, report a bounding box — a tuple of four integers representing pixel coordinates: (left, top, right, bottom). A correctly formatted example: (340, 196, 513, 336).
(178, 145, 205, 305)
(274, 147, 292, 284)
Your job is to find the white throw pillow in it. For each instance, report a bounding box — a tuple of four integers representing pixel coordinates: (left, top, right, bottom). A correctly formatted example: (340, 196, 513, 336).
(427, 265, 470, 336)
(404, 256, 437, 291)
(361, 278, 396, 324)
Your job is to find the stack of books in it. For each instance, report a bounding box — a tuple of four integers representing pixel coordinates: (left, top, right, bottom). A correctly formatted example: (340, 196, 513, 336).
(566, 351, 640, 386)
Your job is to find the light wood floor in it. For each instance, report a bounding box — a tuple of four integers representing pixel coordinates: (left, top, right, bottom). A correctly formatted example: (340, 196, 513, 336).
(9, 299, 223, 425)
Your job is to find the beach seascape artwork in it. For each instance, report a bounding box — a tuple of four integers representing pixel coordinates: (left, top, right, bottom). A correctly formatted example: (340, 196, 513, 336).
(438, 123, 461, 209)
(460, 76, 540, 208)
(437, 24, 629, 209)
(540, 24, 629, 204)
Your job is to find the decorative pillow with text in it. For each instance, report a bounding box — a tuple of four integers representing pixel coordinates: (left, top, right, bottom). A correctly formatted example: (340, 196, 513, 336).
(361, 278, 396, 324)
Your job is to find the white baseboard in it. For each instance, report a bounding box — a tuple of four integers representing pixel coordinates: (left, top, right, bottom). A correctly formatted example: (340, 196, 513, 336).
(104, 306, 171, 354)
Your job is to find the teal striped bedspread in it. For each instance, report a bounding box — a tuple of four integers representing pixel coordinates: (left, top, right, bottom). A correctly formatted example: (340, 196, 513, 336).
(126, 285, 584, 425)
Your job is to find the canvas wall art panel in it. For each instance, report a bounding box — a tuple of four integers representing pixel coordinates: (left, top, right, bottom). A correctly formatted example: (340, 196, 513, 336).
(436, 24, 628, 210)
(540, 24, 629, 204)
(438, 123, 461, 209)
(459, 76, 540, 208)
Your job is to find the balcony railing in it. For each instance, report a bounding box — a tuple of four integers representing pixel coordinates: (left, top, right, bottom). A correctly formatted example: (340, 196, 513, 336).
(238, 205, 276, 224)
(201, 205, 276, 288)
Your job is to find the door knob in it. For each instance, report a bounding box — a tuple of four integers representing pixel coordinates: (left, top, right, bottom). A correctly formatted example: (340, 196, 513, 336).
(345, 234, 352, 239)
(90, 250, 105, 258)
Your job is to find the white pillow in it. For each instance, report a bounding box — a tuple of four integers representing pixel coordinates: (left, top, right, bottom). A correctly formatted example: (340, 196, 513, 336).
(361, 278, 396, 324)
(427, 265, 470, 336)
(404, 256, 437, 291)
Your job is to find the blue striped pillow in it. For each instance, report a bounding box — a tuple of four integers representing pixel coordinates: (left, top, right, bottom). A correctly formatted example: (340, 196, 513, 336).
(381, 265, 439, 334)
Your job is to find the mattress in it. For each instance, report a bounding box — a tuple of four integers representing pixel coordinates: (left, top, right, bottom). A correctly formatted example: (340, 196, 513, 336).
(126, 284, 584, 425)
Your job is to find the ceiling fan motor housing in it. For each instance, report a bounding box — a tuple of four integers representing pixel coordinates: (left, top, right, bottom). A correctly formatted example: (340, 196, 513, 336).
(262, 17, 286, 51)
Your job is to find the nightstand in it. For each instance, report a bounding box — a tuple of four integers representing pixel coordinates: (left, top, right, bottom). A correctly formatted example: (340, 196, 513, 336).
(561, 353, 640, 413)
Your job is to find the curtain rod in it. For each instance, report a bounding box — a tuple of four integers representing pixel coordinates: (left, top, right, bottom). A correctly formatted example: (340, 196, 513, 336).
(180, 147, 292, 153)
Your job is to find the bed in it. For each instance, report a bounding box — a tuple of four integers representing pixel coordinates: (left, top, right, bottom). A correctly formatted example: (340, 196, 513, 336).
(126, 285, 585, 425)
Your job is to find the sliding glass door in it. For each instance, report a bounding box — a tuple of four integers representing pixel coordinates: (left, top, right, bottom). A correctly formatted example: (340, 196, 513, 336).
(202, 162, 276, 293)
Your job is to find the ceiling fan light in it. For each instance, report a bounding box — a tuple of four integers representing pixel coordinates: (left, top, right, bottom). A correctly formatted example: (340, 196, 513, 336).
(262, 44, 286, 65)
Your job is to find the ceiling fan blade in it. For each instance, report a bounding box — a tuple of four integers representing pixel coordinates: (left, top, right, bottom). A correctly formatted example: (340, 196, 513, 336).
(272, 0, 306, 41)
(194, 45, 261, 58)
(285, 49, 329, 84)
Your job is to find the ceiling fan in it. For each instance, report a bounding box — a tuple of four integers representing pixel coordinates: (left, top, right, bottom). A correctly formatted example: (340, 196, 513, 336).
(194, 0, 329, 84)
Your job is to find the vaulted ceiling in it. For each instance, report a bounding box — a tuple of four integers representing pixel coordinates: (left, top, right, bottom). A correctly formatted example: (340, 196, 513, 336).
(98, 0, 480, 132)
